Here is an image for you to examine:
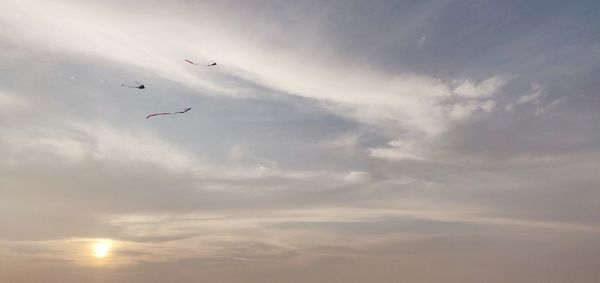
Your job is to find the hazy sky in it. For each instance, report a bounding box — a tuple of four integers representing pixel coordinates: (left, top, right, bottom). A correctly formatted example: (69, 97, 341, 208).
(1, 0, 599, 282)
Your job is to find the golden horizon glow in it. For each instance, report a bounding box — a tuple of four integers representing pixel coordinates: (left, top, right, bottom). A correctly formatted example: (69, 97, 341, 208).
(93, 240, 111, 258)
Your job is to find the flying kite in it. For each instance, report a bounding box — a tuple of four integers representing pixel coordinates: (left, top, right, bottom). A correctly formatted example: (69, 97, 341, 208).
(146, 107, 192, 119)
(121, 81, 145, 89)
(185, 59, 217, 66)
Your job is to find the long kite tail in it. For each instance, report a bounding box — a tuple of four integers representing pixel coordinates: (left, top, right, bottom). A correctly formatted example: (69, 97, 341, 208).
(186, 59, 217, 66)
(184, 59, 197, 65)
(146, 112, 172, 119)
(174, 107, 192, 114)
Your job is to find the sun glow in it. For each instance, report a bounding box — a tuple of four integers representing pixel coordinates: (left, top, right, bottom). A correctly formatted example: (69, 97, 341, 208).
(93, 241, 111, 258)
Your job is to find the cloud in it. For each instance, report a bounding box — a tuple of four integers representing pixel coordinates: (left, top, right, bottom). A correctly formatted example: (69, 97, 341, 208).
(452, 76, 508, 98)
(343, 171, 371, 183)
(517, 83, 544, 104)
(444, 99, 495, 120)
(0, 90, 28, 112)
(0, 0, 507, 140)
(1, 121, 197, 171)
(534, 97, 566, 115)
(505, 83, 565, 115)
(479, 100, 495, 112)
(1, 1, 600, 282)
(369, 138, 429, 161)
(417, 35, 427, 47)
(505, 83, 546, 113)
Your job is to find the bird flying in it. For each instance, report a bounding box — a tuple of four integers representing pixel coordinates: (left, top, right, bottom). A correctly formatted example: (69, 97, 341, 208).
(185, 59, 217, 66)
(121, 81, 145, 89)
(146, 107, 192, 119)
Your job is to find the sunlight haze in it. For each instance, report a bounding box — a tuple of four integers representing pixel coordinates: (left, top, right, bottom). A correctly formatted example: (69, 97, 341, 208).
(1, 1, 599, 282)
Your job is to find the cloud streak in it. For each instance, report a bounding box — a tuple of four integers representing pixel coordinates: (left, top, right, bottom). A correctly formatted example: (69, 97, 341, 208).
(1, 0, 600, 282)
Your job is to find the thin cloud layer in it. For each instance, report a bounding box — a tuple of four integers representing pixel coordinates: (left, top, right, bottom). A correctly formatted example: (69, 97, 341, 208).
(1, 0, 600, 282)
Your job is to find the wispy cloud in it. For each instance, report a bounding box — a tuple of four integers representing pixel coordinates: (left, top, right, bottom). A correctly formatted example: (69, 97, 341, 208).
(2, 0, 600, 282)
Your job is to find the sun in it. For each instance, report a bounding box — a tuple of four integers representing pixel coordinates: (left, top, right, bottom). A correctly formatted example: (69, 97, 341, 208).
(93, 241, 111, 258)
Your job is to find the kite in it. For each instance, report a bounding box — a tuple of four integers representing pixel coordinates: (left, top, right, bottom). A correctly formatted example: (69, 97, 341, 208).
(185, 59, 217, 66)
(146, 107, 192, 119)
(121, 81, 145, 89)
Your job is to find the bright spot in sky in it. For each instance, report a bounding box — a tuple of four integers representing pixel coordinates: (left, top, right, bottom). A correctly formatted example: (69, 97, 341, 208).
(93, 241, 111, 258)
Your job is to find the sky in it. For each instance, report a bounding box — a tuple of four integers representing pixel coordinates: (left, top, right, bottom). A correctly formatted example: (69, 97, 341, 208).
(1, 0, 599, 282)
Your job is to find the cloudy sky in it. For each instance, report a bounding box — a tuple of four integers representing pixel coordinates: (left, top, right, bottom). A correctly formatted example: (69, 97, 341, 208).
(1, 0, 599, 282)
